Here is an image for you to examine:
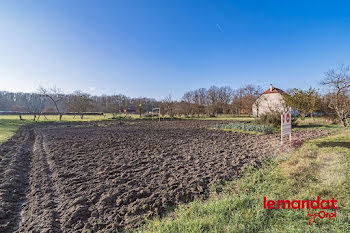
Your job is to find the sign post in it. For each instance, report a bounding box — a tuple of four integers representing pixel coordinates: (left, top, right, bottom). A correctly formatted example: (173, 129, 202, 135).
(281, 112, 292, 145)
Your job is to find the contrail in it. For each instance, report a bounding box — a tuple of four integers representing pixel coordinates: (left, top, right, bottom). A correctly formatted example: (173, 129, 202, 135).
(216, 24, 223, 32)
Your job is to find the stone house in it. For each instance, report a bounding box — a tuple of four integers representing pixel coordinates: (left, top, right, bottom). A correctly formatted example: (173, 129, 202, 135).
(252, 84, 286, 117)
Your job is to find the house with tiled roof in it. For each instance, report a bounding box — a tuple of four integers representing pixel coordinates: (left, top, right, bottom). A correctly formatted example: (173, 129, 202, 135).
(252, 84, 287, 117)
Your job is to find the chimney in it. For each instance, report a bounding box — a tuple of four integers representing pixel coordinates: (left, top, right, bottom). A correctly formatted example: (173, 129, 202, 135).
(270, 84, 273, 91)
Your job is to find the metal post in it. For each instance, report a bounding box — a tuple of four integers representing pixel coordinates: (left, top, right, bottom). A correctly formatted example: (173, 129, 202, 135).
(289, 132, 292, 144)
(281, 114, 283, 146)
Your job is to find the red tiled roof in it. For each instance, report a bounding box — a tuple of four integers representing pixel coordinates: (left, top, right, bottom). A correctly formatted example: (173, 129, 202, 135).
(263, 86, 285, 94)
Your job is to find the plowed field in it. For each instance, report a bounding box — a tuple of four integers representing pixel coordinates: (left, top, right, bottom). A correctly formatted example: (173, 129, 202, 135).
(0, 120, 331, 232)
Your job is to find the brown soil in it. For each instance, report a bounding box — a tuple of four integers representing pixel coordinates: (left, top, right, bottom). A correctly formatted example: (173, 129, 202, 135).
(0, 120, 331, 232)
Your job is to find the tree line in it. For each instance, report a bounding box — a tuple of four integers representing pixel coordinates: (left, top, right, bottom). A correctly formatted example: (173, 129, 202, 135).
(0, 87, 158, 120)
(0, 85, 263, 120)
(0, 65, 349, 126)
(161, 85, 262, 117)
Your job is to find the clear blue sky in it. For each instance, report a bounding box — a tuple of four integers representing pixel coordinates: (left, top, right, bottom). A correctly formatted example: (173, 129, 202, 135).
(1, 0, 350, 100)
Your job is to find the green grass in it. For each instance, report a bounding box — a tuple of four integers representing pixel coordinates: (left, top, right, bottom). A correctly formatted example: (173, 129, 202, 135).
(294, 118, 346, 131)
(0, 114, 116, 145)
(136, 129, 350, 233)
(0, 114, 114, 122)
(0, 114, 255, 122)
(0, 113, 186, 144)
(0, 119, 33, 144)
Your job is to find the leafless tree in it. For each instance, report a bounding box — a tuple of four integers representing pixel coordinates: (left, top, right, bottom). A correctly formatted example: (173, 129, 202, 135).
(173, 101, 187, 117)
(161, 95, 175, 118)
(121, 96, 129, 115)
(23, 93, 46, 121)
(217, 86, 233, 114)
(232, 85, 262, 116)
(321, 65, 350, 126)
(66, 91, 93, 119)
(193, 88, 207, 116)
(106, 95, 124, 118)
(38, 86, 65, 120)
(134, 98, 147, 117)
(207, 86, 219, 116)
(181, 91, 194, 116)
(11, 105, 26, 120)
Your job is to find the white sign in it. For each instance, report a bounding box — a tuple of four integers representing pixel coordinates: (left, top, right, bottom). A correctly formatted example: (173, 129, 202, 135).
(281, 112, 292, 145)
(281, 112, 292, 135)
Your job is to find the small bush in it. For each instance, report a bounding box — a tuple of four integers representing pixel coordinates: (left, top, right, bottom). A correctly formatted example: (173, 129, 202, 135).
(257, 111, 297, 127)
(257, 113, 281, 126)
(213, 122, 273, 134)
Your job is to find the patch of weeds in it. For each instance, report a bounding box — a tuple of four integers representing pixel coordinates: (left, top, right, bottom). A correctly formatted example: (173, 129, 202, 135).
(212, 122, 273, 134)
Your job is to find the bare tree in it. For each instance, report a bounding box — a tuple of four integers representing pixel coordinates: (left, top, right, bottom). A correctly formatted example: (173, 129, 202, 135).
(23, 93, 46, 121)
(121, 96, 129, 115)
(207, 86, 219, 116)
(217, 86, 233, 114)
(134, 98, 147, 117)
(174, 101, 187, 117)
(181, 91, 194, 116)
(233, 85, 262, 116)
(106, 95, 125, 118)
(38, 86, 65, 120)
(321, 65, 350, 126)
(193, 88, 207, 116)
(11, 105, 26, 120)
(66, 91, 93, 119)
(161, 95, 175, 118)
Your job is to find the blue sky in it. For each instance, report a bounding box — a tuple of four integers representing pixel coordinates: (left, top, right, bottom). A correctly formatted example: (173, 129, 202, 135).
(1, 0, 350, 99)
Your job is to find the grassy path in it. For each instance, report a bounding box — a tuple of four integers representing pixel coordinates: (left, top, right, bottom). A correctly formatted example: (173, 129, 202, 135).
(137, 129, 350, 233)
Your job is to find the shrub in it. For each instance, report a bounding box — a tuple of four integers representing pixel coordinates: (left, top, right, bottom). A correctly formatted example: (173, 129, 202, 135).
(257, 111, 297, 127)
(257, 113, 281, 126)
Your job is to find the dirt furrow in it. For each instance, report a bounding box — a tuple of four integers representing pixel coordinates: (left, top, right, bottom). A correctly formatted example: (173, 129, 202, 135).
(16, 129, 63, 233)
(0, 127, 34, 233)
